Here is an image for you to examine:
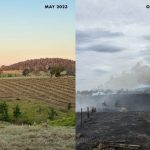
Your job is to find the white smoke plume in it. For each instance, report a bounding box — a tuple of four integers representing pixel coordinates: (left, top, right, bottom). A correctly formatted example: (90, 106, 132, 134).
(105, 61, 150, 90)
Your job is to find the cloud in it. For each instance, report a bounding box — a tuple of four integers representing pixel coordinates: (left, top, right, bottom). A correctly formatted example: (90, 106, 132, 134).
(143, 35, 150, 40)
(92, 66, 111, 75)
(78, 44, 124, 53)
(144, 56, 150, 63)
(76, 28, 124, 44)
(94, 69, 108, 74)
(77, 0, 150, 26)
(140, 48, 150, 56)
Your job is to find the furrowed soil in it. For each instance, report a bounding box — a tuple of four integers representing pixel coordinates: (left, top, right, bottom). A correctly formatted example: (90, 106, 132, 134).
(0, 76, 75, 110)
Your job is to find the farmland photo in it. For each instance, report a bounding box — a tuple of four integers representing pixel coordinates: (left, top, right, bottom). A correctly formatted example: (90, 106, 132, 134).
(0, 0, 75, 149)
(76, 0, 150, 149)
(76, 90, 150, 150)
(0, 58, 75, 150)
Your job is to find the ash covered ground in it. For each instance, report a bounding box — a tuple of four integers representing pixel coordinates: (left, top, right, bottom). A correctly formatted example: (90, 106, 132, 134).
(76, 111, 150, 150)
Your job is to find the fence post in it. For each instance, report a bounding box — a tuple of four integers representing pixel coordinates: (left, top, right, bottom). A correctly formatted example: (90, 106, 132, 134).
(87, 107, 90, 119)
(81, 108, 82, 127)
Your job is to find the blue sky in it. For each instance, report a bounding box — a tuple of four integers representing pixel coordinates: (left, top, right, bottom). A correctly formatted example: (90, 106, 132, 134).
(0, 0, 75, 65)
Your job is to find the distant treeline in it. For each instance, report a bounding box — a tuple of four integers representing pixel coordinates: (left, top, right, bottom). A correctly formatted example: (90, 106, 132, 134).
(0, 58, 75, 76)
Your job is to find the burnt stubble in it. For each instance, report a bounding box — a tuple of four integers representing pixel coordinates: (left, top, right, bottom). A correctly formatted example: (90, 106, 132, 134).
(76, 111, 150, 150)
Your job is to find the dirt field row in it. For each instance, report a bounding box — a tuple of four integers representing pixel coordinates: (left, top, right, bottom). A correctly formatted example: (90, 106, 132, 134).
(0, 77, 75, 109)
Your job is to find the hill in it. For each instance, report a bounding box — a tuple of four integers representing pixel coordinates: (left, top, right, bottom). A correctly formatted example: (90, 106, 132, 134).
(0, 58, 75, 76)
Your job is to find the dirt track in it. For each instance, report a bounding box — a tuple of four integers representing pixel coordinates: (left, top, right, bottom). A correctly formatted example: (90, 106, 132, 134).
(76, 112, 150, 150)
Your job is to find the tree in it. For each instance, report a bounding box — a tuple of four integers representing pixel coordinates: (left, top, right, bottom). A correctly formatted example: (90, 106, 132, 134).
(8, 74, 12, 77)
(13, 104, 21, 118)
(49, 66, 65, 77)
(47, 66, 51, 77)
(67, 103, 72, 110)
(55, 69, 61, 77)
(115, 101, 120, 108)
(22, 69, 30, 76)
(0, 69, 3, 75)
(49, 66, 56, 77)
(48, 108, 57, 120)
(0, 102, 9, 121)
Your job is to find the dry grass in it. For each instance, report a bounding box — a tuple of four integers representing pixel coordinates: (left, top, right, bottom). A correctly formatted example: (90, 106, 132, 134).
(0, 123, 75, 150)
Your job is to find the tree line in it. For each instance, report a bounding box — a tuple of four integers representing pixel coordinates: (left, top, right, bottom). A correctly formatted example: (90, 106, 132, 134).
(22, 65, 67, 77)
(1, 58, 75, 76)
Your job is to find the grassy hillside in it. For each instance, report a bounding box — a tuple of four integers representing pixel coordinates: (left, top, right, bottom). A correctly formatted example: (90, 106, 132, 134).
(0, 122, 75, 150)
(0, 98, 75, 126)
(0, 76, 75, 110)
(0, 76, 75, 149)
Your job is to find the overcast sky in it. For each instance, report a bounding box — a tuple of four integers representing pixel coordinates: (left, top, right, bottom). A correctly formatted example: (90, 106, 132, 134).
(76, 0, 150, 91)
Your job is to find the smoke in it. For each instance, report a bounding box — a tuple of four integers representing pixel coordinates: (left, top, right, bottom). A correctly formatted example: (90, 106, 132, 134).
(76, 93, 150, 112)
(76, 61, 150, 112)
(105, 61, 150, 90)
(76, 95, 110, 112)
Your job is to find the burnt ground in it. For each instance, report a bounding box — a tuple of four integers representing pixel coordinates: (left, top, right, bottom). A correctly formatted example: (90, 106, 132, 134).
(76, 112, 150, 150)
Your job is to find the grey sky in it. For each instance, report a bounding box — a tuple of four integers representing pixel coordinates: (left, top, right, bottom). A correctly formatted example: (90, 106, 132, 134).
(76, 0, 150, 90)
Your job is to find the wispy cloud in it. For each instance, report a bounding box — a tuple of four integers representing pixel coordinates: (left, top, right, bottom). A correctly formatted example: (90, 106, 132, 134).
(143, 35, 150, 40)
(78, 44, 124, 53)
(76, 28, 124, 44)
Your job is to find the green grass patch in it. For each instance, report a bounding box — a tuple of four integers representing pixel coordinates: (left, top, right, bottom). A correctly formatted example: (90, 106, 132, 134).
(49, 112, 75, 126)
(0, 98, 75, 126)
